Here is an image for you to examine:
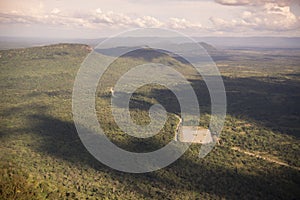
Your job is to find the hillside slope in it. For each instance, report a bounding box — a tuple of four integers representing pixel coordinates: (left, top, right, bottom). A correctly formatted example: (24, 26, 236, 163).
(0, 44, 299, 199)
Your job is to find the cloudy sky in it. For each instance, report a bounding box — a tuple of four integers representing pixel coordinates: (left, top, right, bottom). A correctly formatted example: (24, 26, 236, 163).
(0, 0, 299, 38)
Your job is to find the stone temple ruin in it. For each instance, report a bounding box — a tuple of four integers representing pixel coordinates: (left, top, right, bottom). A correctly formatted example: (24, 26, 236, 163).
(176, 126, 213, 143)
(174, 116, 217, 144)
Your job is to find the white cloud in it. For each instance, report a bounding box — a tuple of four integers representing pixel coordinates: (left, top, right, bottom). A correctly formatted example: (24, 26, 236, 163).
(0, 11, 94, 29)
(51, 8, 61, 15)
(0, 8, 203, 31)
(215, 0, 297, 7)
(211, 1, 300, 32)
(134, 16, 163, 28)
(243, 3, 299, 30)
(92, 10, 131, 26)
(167, 17, 202, 29)
(96, 8, 102, 14)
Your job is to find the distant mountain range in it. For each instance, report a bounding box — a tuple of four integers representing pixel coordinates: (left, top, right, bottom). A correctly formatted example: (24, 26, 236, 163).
(94, 42, 219, 63)
(1, 36, 300, 50)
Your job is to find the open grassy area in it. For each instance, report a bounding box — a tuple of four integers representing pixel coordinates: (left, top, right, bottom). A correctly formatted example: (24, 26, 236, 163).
(0, 44, 299, 199)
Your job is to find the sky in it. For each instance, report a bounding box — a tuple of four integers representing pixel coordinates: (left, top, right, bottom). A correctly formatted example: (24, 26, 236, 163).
(0, 0, 299, 38)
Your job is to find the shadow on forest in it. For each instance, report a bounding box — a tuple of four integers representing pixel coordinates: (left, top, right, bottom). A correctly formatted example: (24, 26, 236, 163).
(125, 75, 300, 137)
(2, 102, 300, 199)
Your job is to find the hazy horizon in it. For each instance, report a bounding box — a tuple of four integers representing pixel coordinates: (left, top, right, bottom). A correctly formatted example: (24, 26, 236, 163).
(1, 35, 300, 50)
